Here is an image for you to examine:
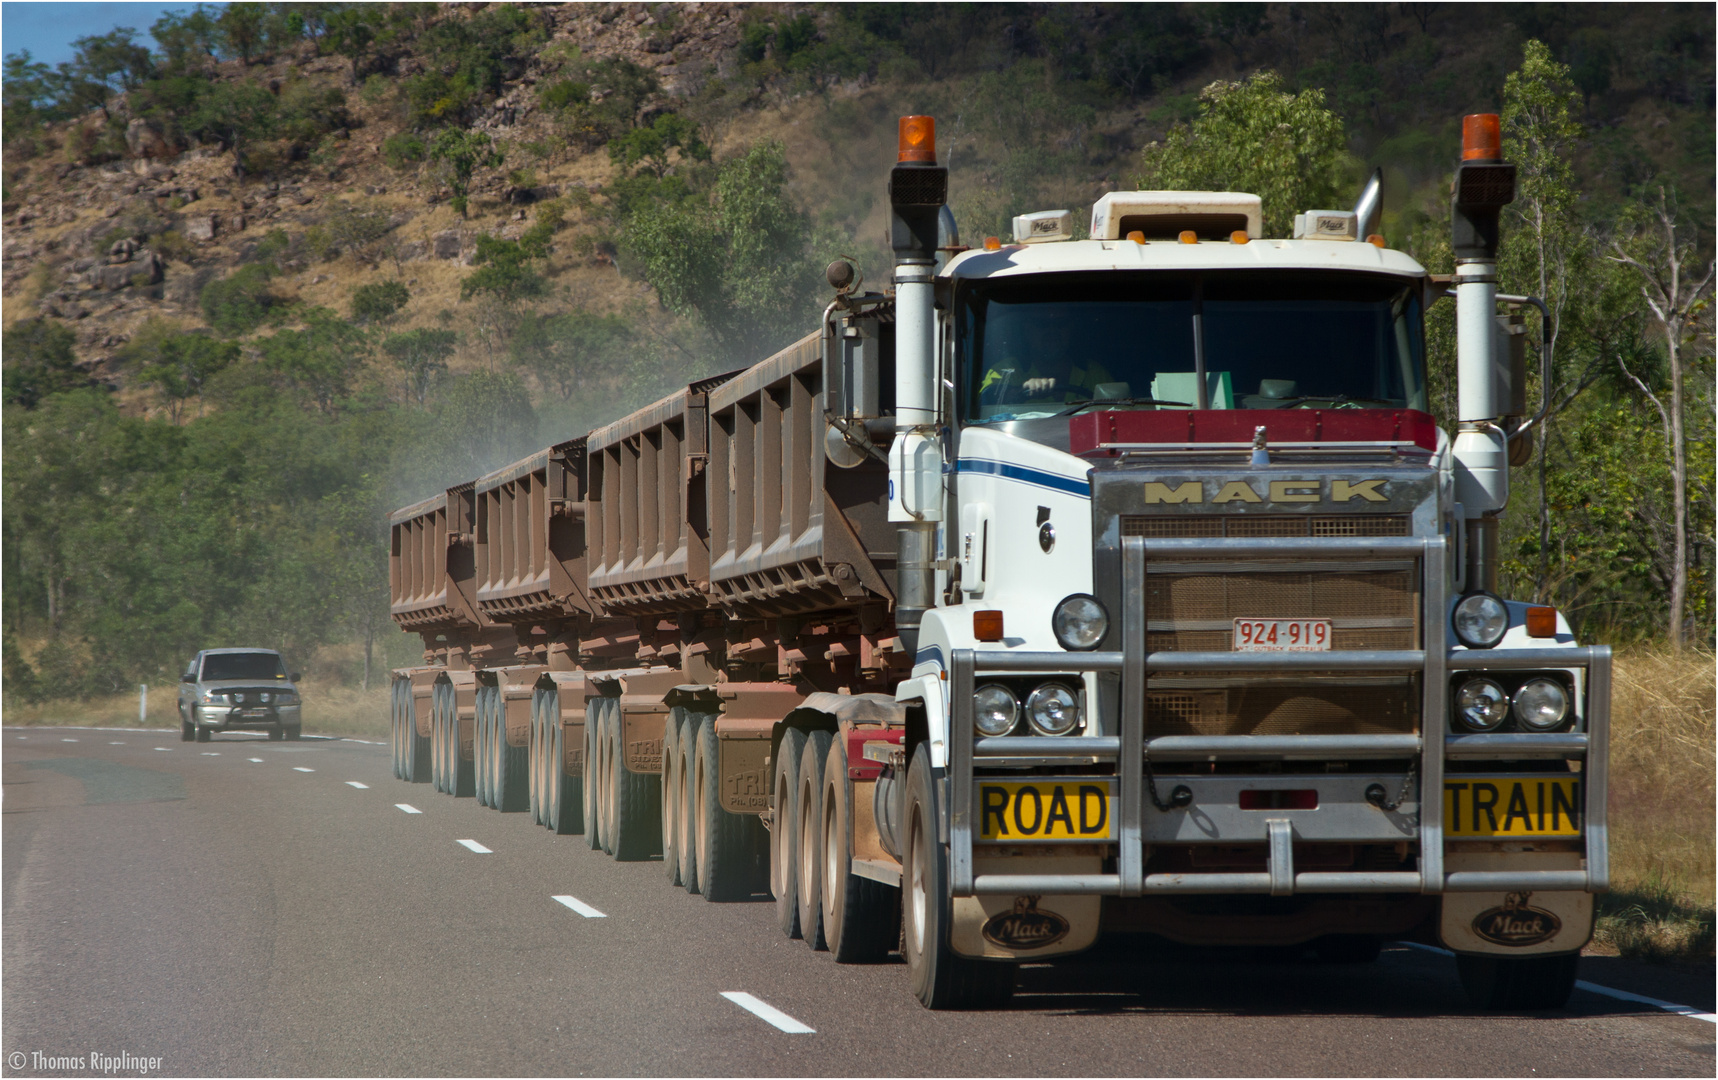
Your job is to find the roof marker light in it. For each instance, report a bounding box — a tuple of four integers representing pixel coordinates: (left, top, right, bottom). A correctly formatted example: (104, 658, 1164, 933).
(1178, 230, 1198, 244)
(1462, 113, 1501, 162)
(897, 115, 936, 163)
(1525, 606, 1558, 638)
(1127, 230, 1146, 244)
(984, 236, 1001, 251)
(1367, 233, 1386, 247)
(1230, 230, 1250, 244)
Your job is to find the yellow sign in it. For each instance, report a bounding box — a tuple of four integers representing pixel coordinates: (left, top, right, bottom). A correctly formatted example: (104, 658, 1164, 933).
(977, 780, 1116, 841)
(1444, 776, 1581, 837)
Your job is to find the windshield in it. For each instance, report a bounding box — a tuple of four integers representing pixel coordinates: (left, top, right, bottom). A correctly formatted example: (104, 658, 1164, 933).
(201, 653, 288, 681)
(958, 271, 1427, 423)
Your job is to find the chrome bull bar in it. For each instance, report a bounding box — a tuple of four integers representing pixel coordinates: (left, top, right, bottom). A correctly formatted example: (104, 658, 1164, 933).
(947, 534, 1611, 899)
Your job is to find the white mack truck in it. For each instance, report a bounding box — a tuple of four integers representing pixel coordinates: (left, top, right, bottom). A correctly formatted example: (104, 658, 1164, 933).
(388, 112, 1608, 1012)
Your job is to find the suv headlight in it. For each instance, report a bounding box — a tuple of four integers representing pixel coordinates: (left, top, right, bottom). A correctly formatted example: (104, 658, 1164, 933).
(1454, 678, 1510, 731)
(973, 684, 1020, 737)
(1513, 678, 1570, 731)
(1052, 594, 1108, 651)
(1452, 592, 1508, 649)
(1025, 682, 1081, 736)
(277, 691, 300, 706)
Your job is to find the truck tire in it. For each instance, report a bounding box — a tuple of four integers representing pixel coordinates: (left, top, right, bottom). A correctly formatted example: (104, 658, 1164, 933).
(771, 727, 806, 938)
(903, 745, 1014, 1010)
(596, 702, 616, 854)
(821, 736, 900, 963)
(431, 692, 448, 793)
(495, 701, 529, 814)
(527, 691, 543, 824)
(606, 706, 661, 860)
(450, 693, 475, 798)
(662, 709, 684, 886)
(474, 687, 492, 807)
(695, 716, 762, 901)
(678, 713, 705, 894)
(583, 699, 604, 851)
(797, 729, 834, 949)
(547, 712, 582, 835)
(405, 697, 430, 785)
(1456, 952, 1579, 1010)
(195, 725, 211, 743)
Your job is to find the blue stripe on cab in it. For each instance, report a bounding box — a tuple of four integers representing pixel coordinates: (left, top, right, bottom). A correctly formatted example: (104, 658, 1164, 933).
(955, 458, 1091, 498)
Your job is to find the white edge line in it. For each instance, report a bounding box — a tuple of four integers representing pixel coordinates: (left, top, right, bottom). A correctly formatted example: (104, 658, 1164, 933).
(395, 804, 422, 814)
(1401, 943, 1714, 1023)
(345, 781, 369, 788)
(456, 839, 492, 853)
(720, 991, 815, 1034)
(552, 895, 606, 918)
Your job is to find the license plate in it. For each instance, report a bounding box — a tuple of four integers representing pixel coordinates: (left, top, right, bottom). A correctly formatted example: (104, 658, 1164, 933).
(977, 779, 1115, 842)
(1444, 776, 1581, 837)
(1233, 618, 1332, 651)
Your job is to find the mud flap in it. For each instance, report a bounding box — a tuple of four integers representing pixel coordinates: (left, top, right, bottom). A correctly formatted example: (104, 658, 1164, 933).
(1439, 851, 1594, 956)
(949, 853, 1103, 960)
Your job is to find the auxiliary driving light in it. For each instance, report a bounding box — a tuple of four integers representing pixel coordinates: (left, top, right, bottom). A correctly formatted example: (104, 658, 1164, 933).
(1052, 594, 1108, 651)
(1454, 678, 1510, 732)
(1025, 683, 1081, 736)
(1452, 592, 1508, 649)
(973, 684, 1020, 737)
(1513, 678, 1570, 731)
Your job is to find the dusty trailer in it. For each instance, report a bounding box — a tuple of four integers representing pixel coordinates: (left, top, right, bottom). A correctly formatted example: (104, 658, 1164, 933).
(389, 112, 1611, 1012)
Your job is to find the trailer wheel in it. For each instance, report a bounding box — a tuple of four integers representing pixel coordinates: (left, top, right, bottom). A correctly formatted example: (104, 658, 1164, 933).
(596, 702, 616, 855)
(527, 691, 544, 824)
(1456, 952, 1579, 1010)
(547, 711, 582, 835)
(430, 689, 447, 793)
(695, 716, 762, 901)
(797, 729, 834, 949)
(772, 727, 806, 937)
(607, 705, 662, 861)
(821, 736, 900, 963)
(903, 745, 1014, 1010)
(662, 709, 685, 886)
(678, 713, 704, 894)
(474, 687, 491, 807)
(405, 693, 430, 784)
(583, 698, 604, 850)
(495, 698, 529, 814)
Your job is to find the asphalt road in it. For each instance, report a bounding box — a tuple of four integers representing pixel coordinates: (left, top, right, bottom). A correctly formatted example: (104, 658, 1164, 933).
(4, 727, 1713, 1078)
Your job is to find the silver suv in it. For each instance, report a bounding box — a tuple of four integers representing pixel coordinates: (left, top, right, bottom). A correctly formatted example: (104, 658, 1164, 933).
(178, 648, 303, 742)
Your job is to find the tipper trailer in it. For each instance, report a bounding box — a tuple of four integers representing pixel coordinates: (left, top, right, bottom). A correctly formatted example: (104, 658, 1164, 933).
(389, 113, 1609, 1010)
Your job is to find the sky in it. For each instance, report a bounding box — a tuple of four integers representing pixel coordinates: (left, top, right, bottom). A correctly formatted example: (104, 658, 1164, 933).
(2, 1, 196, 67)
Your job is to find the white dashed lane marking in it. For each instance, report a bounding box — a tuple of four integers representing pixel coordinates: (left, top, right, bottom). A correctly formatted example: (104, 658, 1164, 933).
(108, 741, 125, 745)
(456, 839, 492, 853)
(248, 757, 264, 763)
(292, 767, 315, 773)
(61, 738, 77, 742)
(201, 752, 220, 756)
(552, 895, 606, 918)
(396, 804, 422, 814)
(153, 747, 172, 752)
(720, 992, 814, 1034)
(345, 781, 369, 789)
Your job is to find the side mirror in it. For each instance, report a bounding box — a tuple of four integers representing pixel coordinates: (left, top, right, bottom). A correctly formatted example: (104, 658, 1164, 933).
(290, 672, 302, 682)
(181, 673, 196, 683)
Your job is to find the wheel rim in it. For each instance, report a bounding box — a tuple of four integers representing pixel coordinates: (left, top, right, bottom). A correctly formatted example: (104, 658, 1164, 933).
(774, 770, 791, 900)
(908, 807, 928, 957)
(799, 774, 817, 912)
(823, 786, 839, 911)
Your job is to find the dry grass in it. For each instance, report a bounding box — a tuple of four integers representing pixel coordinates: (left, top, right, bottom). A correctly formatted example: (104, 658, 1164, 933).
(1595, 646, 1716, 965)
(3, 675, 392, 739)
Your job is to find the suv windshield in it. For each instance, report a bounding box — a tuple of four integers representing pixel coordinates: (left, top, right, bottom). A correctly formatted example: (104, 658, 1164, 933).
(201, 653, 287, 681)
(959, 271, 1427, 423)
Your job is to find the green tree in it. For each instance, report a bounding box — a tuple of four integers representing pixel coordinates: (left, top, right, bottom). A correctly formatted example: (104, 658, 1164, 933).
(382, 328, 457, 405)
(218, 2, 268, 65)
(509, 311, 632, 400)
(1138, 71, 1349, 238)
(623, 141, 820, 360)
(199, 262, 279, 335)
(608, 112, 710, 179)
(428, 128, 503, 218)
(2, 319, 95, 409)
(122, 320, 239, 422)
(351, 280, 410, 325)
(256, 309, 369, 414)
(150, 6, 222, 73)
(185, 79, 278, 176)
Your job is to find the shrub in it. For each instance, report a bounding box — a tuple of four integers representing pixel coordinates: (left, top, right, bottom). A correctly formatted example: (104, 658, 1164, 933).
(381, 131, 426, 170)
(2, 319, 95, 408)
(350, 280, 409, 324)
(199, 263, 279, 335)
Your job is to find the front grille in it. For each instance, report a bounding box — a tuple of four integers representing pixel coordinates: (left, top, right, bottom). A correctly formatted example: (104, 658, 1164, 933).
(1123, 514, 1411, 538)
(1122, 513, 1421, 736)
(1146, 678, 1418, 736)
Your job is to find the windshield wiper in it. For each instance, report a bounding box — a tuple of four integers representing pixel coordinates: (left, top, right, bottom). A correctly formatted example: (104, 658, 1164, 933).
(1054, 397, 1191, 417)
(1272, 394, 1396, 409)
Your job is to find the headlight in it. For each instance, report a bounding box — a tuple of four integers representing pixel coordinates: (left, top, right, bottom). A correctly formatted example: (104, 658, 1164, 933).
(1025, 682, 1081, 736)
(277, 692, 299, 706)
(1052, 594, 1109, 650)
(1452, 592, 1508, 648)
(973, 684, 1020, 737)
(1513, 678, 1570, 731)
(1454, 678, 1510, 731)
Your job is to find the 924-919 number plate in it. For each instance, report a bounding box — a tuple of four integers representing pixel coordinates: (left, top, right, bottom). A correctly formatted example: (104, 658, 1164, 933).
(1233, 618, 1332, 651)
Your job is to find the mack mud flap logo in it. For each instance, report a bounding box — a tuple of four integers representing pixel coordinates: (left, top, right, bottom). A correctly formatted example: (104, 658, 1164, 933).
(1472, 892, 1562, 947)
(982, 896, 1070, 950)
